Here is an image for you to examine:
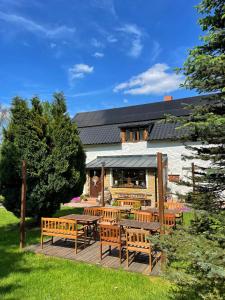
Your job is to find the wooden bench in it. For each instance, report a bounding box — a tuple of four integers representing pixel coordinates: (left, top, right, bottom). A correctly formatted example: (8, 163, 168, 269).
(41, 217, 87, 253)
(115, 193, 151, 206)
(116, 199, 141, 208)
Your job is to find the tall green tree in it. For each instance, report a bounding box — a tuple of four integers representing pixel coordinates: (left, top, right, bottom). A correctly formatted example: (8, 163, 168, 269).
(175, 0, 225, 211)
(158, 2, 225, 299)
(0, 93, 86, 219)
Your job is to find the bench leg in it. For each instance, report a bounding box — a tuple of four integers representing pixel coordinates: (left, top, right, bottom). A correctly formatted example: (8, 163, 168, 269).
(119, 246, 122, 264)
(41, 234, 43, 249)
(149, 249, 152, 272)
(75, 239, 77, 254)
(51, 236, 54, 244)
(100, 243, 102, 260)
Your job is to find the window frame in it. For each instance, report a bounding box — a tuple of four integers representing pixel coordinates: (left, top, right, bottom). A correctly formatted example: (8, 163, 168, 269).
(112, 168, 147, 189)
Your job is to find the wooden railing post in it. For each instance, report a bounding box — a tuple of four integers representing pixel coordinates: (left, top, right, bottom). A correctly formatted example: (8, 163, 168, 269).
(157, 152, 165, 234)
(20, 160, 26, 249)
(101, 161, 105, 207)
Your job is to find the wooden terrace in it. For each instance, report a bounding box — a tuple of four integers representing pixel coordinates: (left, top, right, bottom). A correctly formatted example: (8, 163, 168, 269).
(26, 237, 161, 276)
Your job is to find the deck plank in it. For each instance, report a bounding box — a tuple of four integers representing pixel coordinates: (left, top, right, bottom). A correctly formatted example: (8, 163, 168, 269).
(26, 239, 161, 276)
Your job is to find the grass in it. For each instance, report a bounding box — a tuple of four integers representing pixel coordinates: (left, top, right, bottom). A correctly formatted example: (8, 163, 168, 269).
(0, 207, 173, 300)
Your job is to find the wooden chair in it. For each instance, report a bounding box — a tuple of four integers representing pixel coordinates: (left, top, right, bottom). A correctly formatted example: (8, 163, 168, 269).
(83, 207, 99, 216)
(126, 228, 152, 271)
(99, 224, 124, 264)
(164, 213, 176, 229)
(99, 208, 121, 225)
(133, 211, 153, 223)
(41, 218, 87, 254)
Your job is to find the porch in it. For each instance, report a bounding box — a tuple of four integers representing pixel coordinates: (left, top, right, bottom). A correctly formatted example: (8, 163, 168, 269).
(27, 238, 161, 276)
(85, 154, 168, 206)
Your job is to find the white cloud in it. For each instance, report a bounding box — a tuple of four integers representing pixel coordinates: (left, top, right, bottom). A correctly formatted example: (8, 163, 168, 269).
(68, 64, 94, 81)
(114, 63, 183, 95)
(91, 38, 104, 48)
(0, 11, 76, 39)
(117, 23, 144, 58)
(93, 52, 105, 58)
(151, 41, 161, 62)
(92, 0, 117, 18)
(93, 52, 104, 58)
(123, 98, 128, 104)
(107, 35, 117, 43)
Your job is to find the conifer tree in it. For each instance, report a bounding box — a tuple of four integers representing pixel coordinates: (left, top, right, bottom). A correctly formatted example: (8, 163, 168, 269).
(0, 93, 86, 219)
(176, 0, 225, 211)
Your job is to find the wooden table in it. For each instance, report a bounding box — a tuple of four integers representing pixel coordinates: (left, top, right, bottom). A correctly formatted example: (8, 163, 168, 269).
(105, 205, 132, 212)
(145, 208, 182, 215)
(144, 208, 183, 222)
(60, 214, 101, 240)
(119, 219, 160, 233)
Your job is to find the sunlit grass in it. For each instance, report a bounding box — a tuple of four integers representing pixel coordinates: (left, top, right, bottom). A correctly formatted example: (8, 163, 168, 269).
(0, 207, 173, 300)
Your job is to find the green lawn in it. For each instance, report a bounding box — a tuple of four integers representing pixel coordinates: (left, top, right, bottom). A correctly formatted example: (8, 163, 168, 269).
(0, 207, 173, 300)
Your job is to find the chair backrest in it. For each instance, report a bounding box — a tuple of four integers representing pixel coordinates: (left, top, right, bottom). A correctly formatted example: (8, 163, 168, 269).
(117, 199, 141, 207)
(100, 224, 121, 243)
(101, 208, 121, 222)
(83, 207, 99, 216)
(41, 218, 78, 235)
(165, 202, 183, 210)
(126, 228, 150, 249)
(164, 213, 176, 226)
(133, 211, 153, 223)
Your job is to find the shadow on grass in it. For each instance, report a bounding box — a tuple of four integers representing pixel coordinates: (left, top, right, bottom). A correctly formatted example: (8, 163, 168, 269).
(0, 222, 34, 297)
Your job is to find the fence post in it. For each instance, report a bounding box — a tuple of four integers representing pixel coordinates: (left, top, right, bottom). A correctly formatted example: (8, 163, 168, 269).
(20, 160, 26, 249)
(157, 152, 165, 234)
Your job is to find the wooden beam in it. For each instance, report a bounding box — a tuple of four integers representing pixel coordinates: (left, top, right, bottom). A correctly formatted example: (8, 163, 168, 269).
(101, 162, 105, 207)
(20, 160, 26, 249)
(157, 152, 165, 234)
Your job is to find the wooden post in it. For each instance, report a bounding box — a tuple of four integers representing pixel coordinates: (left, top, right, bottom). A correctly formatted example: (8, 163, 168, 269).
(20, 160, 26, 249)
(192, 162, 195, 192)
(101, 162, 105, 207)
(157, 152, 165, 234)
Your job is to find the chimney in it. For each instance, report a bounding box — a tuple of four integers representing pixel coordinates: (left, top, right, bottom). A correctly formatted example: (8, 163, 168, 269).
(164, 95, 173, 102)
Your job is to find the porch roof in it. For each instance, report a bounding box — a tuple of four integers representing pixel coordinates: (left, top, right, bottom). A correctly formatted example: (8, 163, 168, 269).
(86, 155, 167, 169)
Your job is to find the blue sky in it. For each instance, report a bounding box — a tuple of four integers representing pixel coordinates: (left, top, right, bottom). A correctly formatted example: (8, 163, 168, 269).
(0, 0, 202, 117)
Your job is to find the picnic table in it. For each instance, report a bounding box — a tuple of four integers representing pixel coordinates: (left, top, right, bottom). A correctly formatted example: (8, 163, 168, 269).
(60, 214, 101, 240)
(119, 219, 160, 233)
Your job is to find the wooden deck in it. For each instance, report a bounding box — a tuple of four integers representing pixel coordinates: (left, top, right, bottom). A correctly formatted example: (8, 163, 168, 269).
(26, 238, 161, 276)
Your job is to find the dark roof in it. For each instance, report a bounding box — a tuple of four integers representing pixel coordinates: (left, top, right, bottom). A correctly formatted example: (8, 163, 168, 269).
(86, 155, 167, 169)
(149, 123, 189, 141)
(74, 94, 218, 145)
(74, 95, 209, 128)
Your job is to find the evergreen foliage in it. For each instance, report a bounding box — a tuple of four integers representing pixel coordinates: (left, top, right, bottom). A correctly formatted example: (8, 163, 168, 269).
(159, 1, 225, 299)
(173, 0, 225, 211)
(0, 93, 86, 219)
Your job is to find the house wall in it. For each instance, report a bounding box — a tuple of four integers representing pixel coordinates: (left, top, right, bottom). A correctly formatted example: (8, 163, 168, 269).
(83, 140, 202, 198)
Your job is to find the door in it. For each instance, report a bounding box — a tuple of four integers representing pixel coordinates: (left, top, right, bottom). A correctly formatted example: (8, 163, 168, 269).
(90, 170, 102, 198)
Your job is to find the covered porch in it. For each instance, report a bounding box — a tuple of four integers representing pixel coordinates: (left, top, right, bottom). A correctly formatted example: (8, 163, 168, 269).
(84, 154, 168, 207)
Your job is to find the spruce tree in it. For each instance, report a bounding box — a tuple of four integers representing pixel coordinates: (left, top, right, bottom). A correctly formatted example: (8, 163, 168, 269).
(175, 0, 225, 212)
(0, 93, 86, 219)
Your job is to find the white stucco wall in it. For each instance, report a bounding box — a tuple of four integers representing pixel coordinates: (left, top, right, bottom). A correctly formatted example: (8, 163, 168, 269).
(84, 141, 202, 196)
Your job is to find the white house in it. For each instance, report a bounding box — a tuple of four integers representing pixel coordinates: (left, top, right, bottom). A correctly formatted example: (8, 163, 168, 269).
(74, 95, 206, 206)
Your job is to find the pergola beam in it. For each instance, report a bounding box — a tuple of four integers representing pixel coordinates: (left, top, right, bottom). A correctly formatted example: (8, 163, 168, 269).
(157, 152, 165, 234)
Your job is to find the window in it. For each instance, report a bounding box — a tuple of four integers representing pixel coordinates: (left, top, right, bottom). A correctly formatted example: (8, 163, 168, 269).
(121, 127, 148, 143)
(112, 169, 146, 188)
